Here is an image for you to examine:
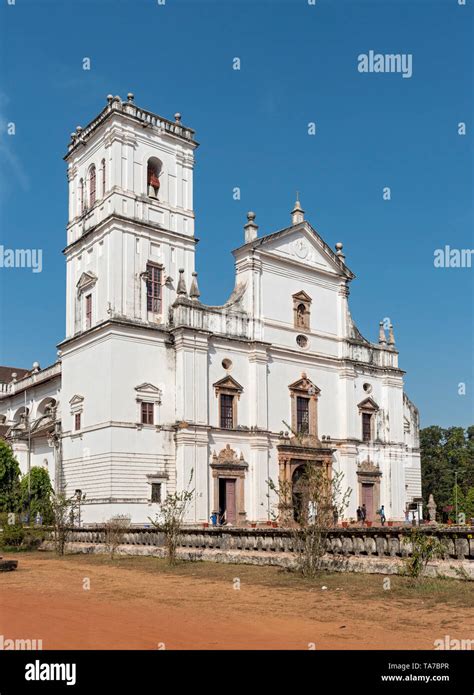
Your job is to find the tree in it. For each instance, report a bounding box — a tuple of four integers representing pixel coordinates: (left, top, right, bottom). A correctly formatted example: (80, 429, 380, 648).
(268, 465, 351, 579)
(51, 491, 82, 556)
(0, 441, 21, 513)
(104, 515, 130, 560)
(464, 487, 474, 524)
(420, 426, 474, 520)
(20, 467, 53, 524)
(149, 473, 194, 566)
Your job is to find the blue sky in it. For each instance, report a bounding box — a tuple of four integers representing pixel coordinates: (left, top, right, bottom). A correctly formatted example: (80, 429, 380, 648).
(0, 0, 472, 428)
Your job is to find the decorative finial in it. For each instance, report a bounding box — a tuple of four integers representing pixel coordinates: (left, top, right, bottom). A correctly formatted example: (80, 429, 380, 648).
(106, 94, 113, 103)
(291, 196, 305, 225)
(127, 92, 134, 102)
(176, 268, 188, 296)
(378, 321, 387, 345)
(189, 271, 200, 300)
(32, 361, 40, 373)
(335, 242, 345, 261)
(244, 211, 258, 243)
(76, 126, 82, 133)
(388, 323, 396, 346)
(174, 112, 182, 123)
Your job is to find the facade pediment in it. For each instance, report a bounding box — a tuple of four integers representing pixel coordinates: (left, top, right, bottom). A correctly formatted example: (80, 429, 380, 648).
(76, 272, 97, 292)
(135, 383, 162, 403)
(212, 375, 244, 394)
(357, 397, 379, 412)
(288, 373, 320, 395)
(69, 394, 84, 406)
(292, 290, 312, 303)
(241, 223, 354, 280)
(135, 382, 161, 394)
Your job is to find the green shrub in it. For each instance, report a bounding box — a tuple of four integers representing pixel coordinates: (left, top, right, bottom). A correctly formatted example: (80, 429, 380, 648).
(0, 523, 25, 547)
(403, 528, 447, 581)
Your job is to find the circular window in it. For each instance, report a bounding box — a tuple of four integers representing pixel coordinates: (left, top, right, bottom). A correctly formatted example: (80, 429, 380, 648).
(222, 358, 233, 371)
(363, 383, 372, 393)
(296, 335, 308, 349)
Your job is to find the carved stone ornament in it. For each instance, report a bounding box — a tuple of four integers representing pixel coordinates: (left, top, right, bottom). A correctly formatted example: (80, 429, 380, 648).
(212, 444, 244, 465)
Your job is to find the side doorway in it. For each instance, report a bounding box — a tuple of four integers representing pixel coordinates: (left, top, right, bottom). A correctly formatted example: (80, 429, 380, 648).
(361, 483, 374, 521)
(219, 478, 237, 524)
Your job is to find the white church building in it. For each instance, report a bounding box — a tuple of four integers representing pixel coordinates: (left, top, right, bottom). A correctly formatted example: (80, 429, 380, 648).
(0, 94, 422, 526)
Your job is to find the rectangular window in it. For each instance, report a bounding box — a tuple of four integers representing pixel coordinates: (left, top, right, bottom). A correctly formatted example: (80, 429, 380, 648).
(151, 483, 162, 504)
(220, 394, 234, 429)
(296, 396, 309, 433)
(85, 294, 92, 329)
(362, 412, 372, 442)
(146, 264, 162, 313)
(141, 401, 154, 425)
(74, 413, 81, 431)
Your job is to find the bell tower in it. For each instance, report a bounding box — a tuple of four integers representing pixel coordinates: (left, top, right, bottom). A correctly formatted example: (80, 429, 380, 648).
(63, 93, 198, 339)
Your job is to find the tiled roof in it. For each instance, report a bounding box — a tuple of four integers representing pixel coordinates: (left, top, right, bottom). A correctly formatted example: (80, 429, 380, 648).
(0, 366, 30, 384)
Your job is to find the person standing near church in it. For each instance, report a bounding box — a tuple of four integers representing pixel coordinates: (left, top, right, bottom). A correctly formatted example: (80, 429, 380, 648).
(378, 505, 386, 526)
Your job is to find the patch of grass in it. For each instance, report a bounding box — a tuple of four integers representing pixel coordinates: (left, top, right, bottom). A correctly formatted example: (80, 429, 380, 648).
(1, 545, 34, 553)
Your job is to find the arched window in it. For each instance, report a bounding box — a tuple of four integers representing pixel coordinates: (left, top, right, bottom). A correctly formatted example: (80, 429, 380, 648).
(89, 165, 96, 207)
(101, 158, 106, 197)
(79, 178, 84, 215)
(147, 157, 162, 198)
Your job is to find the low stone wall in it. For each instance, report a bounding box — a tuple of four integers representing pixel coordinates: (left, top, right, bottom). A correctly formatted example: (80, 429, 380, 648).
(66, 525, 474, 561)
(45, 541, 474, 580)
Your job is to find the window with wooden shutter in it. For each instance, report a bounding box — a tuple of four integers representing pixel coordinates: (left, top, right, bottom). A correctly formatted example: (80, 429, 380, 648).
(146, 264, 162, 314)
(220, 394, 234, 429)
(141, 401, 154, 425)
(296, 396, 310, 434)
(85, 294, 92, 329)
(151, 483, 162, 503)
(362, 412, 372, 442)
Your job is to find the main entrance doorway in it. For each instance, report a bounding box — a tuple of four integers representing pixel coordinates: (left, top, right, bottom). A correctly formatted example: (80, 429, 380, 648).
(292, 463, 307, 522)
(219, 478, 236, 524)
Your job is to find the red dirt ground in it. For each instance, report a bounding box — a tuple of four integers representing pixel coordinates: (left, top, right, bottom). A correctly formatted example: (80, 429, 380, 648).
(0, 554, 472, 650)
